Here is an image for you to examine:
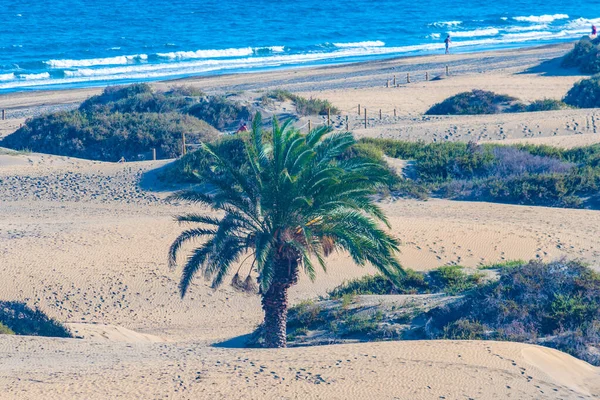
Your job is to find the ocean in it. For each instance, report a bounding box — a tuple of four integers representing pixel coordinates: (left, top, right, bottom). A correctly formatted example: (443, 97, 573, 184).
(0, 0, 598, 92)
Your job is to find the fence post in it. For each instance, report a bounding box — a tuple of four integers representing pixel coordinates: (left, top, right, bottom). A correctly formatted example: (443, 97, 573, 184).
(379, 109, 382, 120)
(308, 120, 312, 132)
(358, 104, 361, 115)
(364, 108, 367, 129)
(393, 75, 396, 86)
(152, 148, 156, 161)
(426, 72, 429, 81)
(181, 132, 186, 156)
(394, 108, 397, 117)
(446, 65, 449, 76)
(386, 80, 390, 88)
(1, 109, 4, 120)
(407, 73, 410, 83)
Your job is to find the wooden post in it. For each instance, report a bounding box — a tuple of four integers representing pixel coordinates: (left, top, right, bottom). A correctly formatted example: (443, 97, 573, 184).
(181, 132, 186, 156)
(407, 73, 410, 83)
(345, 115, 349, 130)
(393, 75, 396, 86)
(379, 109, 382, 120)
(327, 108, 330, 125)
(364, 109, 367, 129)
(358, 104, 361, 115)
(152, 148, 156, 161)
(1, 110, 4, 120)
(308, 120, 312, 132)
(386, 80, 390, 88)
(446, 65, 449, 76)
(426, 72, 429, 81)
(394, 108, 397, 117)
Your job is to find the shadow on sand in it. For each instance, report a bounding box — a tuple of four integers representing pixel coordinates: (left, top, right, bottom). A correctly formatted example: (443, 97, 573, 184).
(212, 334, 253, 349)
(519, 56, 584, 77)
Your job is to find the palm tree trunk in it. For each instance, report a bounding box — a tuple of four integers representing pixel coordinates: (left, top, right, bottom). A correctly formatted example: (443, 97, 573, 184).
(261, 258, 299, 348)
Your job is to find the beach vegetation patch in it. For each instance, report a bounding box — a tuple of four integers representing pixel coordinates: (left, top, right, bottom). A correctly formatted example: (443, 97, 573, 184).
(562, 36, 600, 74)
(1, 84, 220, 161)
(564, 75, 600, 108)
(0, 301, 71, 338)
(263, 89, 339, 116)
(187, 95, 251, 130)
(426, 90, 518, 115)
(359, 138, 600, 209)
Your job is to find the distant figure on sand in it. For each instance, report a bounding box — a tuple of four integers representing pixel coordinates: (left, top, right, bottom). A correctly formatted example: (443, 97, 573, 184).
(592, 25, 597, 38)
(445, 35, 452, 54)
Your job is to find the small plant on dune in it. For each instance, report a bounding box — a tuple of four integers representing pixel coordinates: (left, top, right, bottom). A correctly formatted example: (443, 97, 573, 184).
(562, 36, 600, 74)
(426, 260, 600, 365)
(168, 114, 402, 348)
(426, 90, 517, 115)
(564, 75, 600, 109)
(263, 89, 339, 116)
(0, 301, 71, 338)
(0, 322, 14, 335)
(187, 95, 251, 130)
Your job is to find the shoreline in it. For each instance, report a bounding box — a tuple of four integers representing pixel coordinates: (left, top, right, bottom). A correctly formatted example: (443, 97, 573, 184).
(0, 42, 576, 112)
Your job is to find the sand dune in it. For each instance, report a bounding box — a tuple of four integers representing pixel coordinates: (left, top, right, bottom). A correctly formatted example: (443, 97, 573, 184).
(1, 43, 600, 399)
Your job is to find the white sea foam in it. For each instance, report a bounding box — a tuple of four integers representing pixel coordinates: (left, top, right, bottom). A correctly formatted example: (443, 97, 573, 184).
(448, 28, 499, 38)
(513, 14, 569, 23)
(157, 47, 254, 59)
(19, 72, 50, 80)
(332, 41, 385, 48)
(45, 54, 147, 68)
(429, 21, 462, 27)
(428, 33, 441, 39)
(505, 24, 549, 32)
(0, 73, 15, 82)
(501, 31, 555, 41)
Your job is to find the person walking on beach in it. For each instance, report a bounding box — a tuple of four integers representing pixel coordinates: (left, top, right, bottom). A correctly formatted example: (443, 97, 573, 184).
(444, 35, 452, 54)
(592, 25, 597, 38)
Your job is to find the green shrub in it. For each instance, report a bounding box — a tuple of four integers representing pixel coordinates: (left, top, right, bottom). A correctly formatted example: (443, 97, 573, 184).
(562, 36, 600, 74)
(0, 301, 71, 338)
(187, 95, 251, 130)
(564, 76, 600, 108)
(524, 99, 569, 112)
(263, 89, 339, 116)
(0, 322, 14, 335)
(429, 265, 485, 295)
(426, 260, 600, 365)
(426, 90, 517, 115)
(2, 111, 216, 161)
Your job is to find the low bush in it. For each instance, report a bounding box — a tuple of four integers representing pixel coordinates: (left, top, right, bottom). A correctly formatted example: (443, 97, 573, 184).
(425, 260, 600, 365)
(1, 84, 221, 161)
(0, 322, 14, 335)
(329, 266, 485, 298)
(187, 95, 251, 130)
(426, 90, 517, 115)
(562, 36, 600, 74)
(2, 111, 216, 161)
(564, 76, 600, 108)
(0, 301, 71, 338)
(263, 89, 339, 116)
(524, 99, 569, 112)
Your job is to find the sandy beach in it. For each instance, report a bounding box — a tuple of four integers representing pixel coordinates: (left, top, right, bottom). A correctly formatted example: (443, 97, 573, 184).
(1, 43, 600, 399)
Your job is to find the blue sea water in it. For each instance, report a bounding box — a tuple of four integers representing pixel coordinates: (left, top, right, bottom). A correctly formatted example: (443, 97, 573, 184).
(0, 1, 598, 92)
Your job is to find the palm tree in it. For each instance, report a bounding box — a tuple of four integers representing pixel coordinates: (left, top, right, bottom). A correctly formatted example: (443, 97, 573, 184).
(168, 114, 402, 348)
